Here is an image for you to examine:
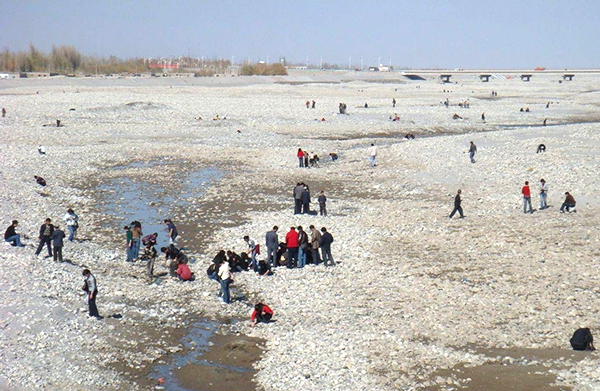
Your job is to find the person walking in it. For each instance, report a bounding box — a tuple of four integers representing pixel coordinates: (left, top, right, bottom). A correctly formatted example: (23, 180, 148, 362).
(4, 220, 25, 247)
(449, 189, 464, 219)
(297, 226, 309, 268)
(301, 185, 311, 214)
(522, 181, 533, 214)
(469, 141, 477, 163)
(243, 235, 258, 271)
(309, 225, 322, 265)
(369, 143, 377, 167)
(51, 225, 66, 262)
(285, 226, 299, 268)
(35, 218, 54, 258)
(265, 226, 279, 268)
(63, 209, 79, 242)
(293, 182, 304, 214)
(539, 179, 548, 210)
(164, 219, 178, 244)
(318, 191, 327, 216)
(124, 225, 133, 262)
(320, 227, 335, 266)
(218, 259, 233, 304)
(297, 148, 304, 168)
(560, 192, 576, 213)
(82, 269, 101, 319)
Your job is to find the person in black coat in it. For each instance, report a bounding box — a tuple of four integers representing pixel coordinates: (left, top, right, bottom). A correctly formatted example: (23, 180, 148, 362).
(570, 328, 595, 351)
(301, 186, 311, 214)
(51, 225, 66, 262)
(35, 218, 54, 257)
(449, 189, 464, 219)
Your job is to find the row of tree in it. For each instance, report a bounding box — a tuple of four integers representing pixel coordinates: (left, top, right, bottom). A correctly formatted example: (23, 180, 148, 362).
(0, 44, 287, 76)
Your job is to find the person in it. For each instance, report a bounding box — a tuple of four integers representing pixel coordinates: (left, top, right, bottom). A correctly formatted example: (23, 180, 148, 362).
(297, 148, 304, 168)
(285, 226, 299, 269)
(364, 102, 368, 108)
(124, 225, 133, 262)
(265, 226, 279, 268)
(318, 191, 327, 216)
(570, 328, 595, 351)
(256, 259, 273, 276)
(369, 143, 377, 167)
(1, 107, 5, 117)
(34, 175, 47, 187)
(320, 227, 335, 266)
(144, 241, 158, 278)
(161, 245, 188, 276)
(539, 179, 548, 210)
(250, 303, 274, 327)
(131, 222, 142, 260)
(176, 259, 193, 281)
(38, 145, 46, 155)
(243, 235, 258, 271)
(303, 150, 309, 168)
(294, 226, 308, 268)
(63, 209, 79, 242)
(309, 225, 322, 265)
(301, 186, 311, 214)
(537, 144, 546, 153)
(329, 152, 338, 161)
(293, 182, 304, 214)
(469, 141, 477, 163)
(522, 181, 533, 214)
(35, 218, 54, 258)
(51, 225, 66, 262)
(306, 100, 310, 109)
(392, 98, 396, 108)
(164, 219, 178, 244)
(4, 220, 25, 247)
(218, 258, 233, 303)
(543, 118, 547, 126)
(311, 100, 316, 109)
(82, 269, 100, 319)
(481, 112, 485, 121)
(560, 192, 576, 213)
(449, 189, 464, 219)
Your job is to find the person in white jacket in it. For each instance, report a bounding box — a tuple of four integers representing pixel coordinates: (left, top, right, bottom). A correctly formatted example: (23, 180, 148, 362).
(369, 143, 377, 167)
(218, 261, 233, 304)
(63, 209, 79, 242)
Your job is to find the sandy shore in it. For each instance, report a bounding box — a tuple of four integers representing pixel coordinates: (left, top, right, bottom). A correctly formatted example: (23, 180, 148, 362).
(1, 71, 600, 390)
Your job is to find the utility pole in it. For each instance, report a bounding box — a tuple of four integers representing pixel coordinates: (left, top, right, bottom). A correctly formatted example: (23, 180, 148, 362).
(349, 56, 352, 70)
(360, 56, 363, 71)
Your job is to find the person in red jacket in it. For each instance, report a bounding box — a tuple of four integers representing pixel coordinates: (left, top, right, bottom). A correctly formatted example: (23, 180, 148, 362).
(297, 148, 304, 168)
(285, 226, 299, 269)
(176, 259, 193, 281)
(251, 303, 273, 327)
(522, 181, 533, 214)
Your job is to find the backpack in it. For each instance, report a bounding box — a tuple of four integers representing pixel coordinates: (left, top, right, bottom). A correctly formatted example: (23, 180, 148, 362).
(206, 264, 217, 276)
(255, 244, 261, 255)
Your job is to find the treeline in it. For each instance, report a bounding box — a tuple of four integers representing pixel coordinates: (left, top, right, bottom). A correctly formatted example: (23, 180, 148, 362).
(240, 63, 287, 76)
(0, 44, 287, 76)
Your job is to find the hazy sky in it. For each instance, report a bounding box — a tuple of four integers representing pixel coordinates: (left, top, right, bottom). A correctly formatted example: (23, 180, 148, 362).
(2, 0, 599, 69)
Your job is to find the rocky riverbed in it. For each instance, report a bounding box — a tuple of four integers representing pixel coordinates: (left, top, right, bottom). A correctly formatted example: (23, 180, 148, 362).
(1, 71, 599, 390)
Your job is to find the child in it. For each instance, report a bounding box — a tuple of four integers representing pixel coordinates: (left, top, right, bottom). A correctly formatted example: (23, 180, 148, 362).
(251, 303, 274, 327)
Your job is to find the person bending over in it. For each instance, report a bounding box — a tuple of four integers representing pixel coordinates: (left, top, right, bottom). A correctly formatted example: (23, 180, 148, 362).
(251, 303, 274, 327)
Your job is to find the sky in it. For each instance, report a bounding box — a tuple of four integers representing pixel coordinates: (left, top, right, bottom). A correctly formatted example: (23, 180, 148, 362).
(1, 0, 600, 69)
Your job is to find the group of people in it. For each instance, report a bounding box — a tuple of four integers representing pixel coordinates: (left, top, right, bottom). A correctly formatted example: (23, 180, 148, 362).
(450, 180, 577, 218)
(5, 209, 79, 262)
(265, 225, 335, 269)
(293, 183, 328, 216)
(296, 148, 320, 168)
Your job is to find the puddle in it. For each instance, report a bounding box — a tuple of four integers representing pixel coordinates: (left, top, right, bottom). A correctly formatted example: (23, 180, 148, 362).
(149, 320, 265, 391)
(97, 165, 221, 251)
